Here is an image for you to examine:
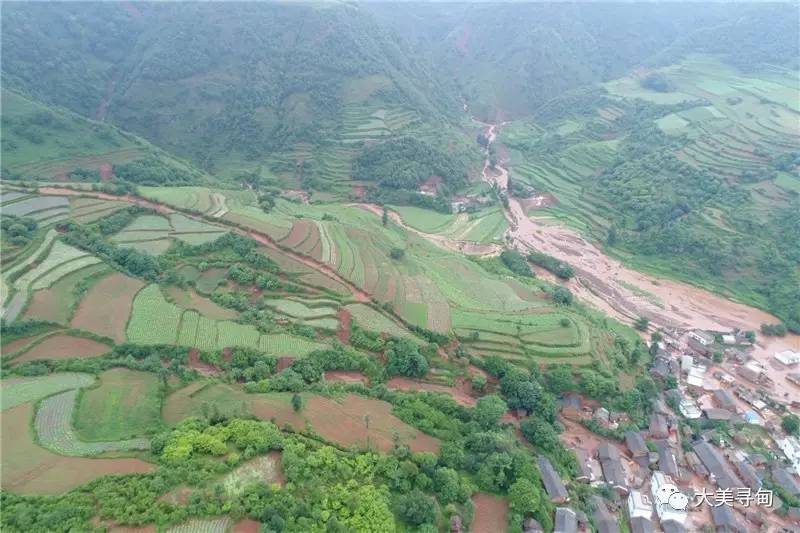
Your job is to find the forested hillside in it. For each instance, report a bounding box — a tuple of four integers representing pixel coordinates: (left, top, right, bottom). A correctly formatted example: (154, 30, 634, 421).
(367, 2, 798, 120)
(2, 2, 460, 174)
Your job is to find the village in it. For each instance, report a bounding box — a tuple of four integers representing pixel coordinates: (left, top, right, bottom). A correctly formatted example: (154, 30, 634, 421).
(523, 329, 800, 533)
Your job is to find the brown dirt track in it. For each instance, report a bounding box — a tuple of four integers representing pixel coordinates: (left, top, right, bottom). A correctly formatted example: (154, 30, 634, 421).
(1, 403, 154, 495)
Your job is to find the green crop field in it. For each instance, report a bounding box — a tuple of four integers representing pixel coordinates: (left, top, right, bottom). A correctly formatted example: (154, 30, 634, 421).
(344, 303, 416, 338)
(126, 285, 183, 344)
(1, 373, 96, 411)
(74, 369, 162, 441)
(167, 518, 231, 533)
(36, 390, 150, 455)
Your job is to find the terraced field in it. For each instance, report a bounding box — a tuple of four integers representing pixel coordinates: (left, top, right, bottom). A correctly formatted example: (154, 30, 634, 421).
(392, 205, 508, 243)
(110, 213, 228, 255)
(0, 193, 70, 226)
(1, 373, 96, 411)
(127, 284, 327, 355)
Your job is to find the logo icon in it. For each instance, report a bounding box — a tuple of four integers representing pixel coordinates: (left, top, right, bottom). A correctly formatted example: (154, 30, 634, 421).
(655, 483, 688, 510)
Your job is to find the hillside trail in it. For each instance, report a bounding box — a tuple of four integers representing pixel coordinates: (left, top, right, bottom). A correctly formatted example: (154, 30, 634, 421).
(474, 123, 800, 359)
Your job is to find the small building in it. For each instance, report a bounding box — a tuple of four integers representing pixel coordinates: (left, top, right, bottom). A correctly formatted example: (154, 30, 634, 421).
(743, 410, 763, 426)
(773, 467, 800, 496)
(574, 448, 595, 483)
(523, 517, 544, 533)
(737, 361, 766, 384)
(625, 431, 648, 459)
(775, 350, 800, 366)
(693, 441, 745, 490)
(649, 413, 669, 439)
(650, 357, 671, 380)
(598, 443, 628, 493)
(651, 471, 687, 525)
(688, 330, 715, 346)
(678, 398, 702, 419)
(777, 436, 800, 474)
(685, 451, 709, 477)
(711, 503, 745, 533)
(704, 408, 733, 421)
(594, 407, 610, 424)
(553, 507, 577, 533)
(591, 496, 620, 533)
(721, 334, 737, 345)
(788, 373, 800, 387)
(713, 389, 737, 411)
(654, 441, 679, 478)
(630, 517, 655, 533)
(538, 456, 569, 504)
(733, 459, 761, 490)
(660, 520, 687, 533)
(627, 490, 653, 520)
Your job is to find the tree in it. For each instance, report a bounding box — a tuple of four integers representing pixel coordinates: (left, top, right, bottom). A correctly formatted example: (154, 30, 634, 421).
(392, 490, 436, 527)
(552, 287, 573, 306)
(634, 316, 650, 331)
(475, 395, 508, 428)
(782, 414, 800, 436)
(390, 247, 405, 260)
(381, 206, 388, 227)
(291, 393, 304, 412)
(386, 338, 428, 378)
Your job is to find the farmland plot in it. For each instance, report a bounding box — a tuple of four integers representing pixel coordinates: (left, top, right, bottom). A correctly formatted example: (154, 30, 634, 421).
(1, 373, 95, 411)
(13, 241, 94, 292)
(2, 195, 68, 217)
(257, 333, 327, 357)
(261, 298, 338, 319)
(167, 518, 231, 533)
(71, 272, 145, 342)
(223, 452, 284, 496)
(36, 389, 151, 455)
(126, 285, 182, 344)
(344, 303, 416, 338)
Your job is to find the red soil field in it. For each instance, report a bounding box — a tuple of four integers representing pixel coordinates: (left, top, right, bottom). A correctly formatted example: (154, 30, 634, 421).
(323, 370, 368, 384)
(232, 519, 261, 533)
(2, 332, 54, 356)
(471, 493, 509, 533)
(187, 348, 220, 375)
(22, 288, 63, 322)
(1, 403, 154, 495)
(337, 308, 352, 344)
(70, 272, 144, 342)
(280, 220, 314, 249)
(296, 223, 321, 255)
(386, 377, 477, 407)
(12, 334, 110, 364)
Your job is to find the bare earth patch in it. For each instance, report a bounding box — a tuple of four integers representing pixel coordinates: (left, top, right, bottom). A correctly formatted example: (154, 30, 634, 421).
(12, 334, 110, 363)
(71, 272, 145, 342)
(471, 493, 509, 533)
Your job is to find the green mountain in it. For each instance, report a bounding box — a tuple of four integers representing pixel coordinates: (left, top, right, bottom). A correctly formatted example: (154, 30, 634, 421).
(2, 2, 462, 175)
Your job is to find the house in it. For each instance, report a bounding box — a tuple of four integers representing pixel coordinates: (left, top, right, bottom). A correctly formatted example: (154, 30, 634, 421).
(688, 330, 715, 346)
(523, 518, 544, 533)
(743, 410, 763, 425)
(704, 408, 733, 421)
(660, 520, 687, 533)
(713, 389, 737, 411)
(627, 490, 653, 520)
(625, 431, 648, 459)
(574, 448, 595, 483)
(678, 398, 702, 419)
(654, 441, 679, 478)
(591, 496, 620, 533)
(685, 450, 709, 477)
(693, 441, 745, 490)
(598, 443, 628, 493)
(651, 471, 687, 525)
(686, 364, 707, 389)
(553, 507, 577, 533)
(650, 357, 671, 380)
(773, 467, 800, 496)
(630, 517, 655, 533)
(775, 350, 800, 366)
(733, 459, 761, 490)
(737, 361, 766, 384)
(560, 394, 582, 419)
(538, 456, 569, 503)
(778, 436, 800, 474)
(721, 334, 737, 345)
(649, 413, 669, 439)
(711, 503, 745, 533)
(594, 407, 610, 424)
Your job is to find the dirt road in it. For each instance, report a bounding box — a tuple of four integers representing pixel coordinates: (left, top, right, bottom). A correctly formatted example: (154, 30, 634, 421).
(476, 124, 800, 355)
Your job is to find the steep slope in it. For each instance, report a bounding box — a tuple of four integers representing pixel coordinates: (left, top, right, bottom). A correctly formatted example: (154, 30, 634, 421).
(1, 2, 462, 173)
(367, 2, 798, 120)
